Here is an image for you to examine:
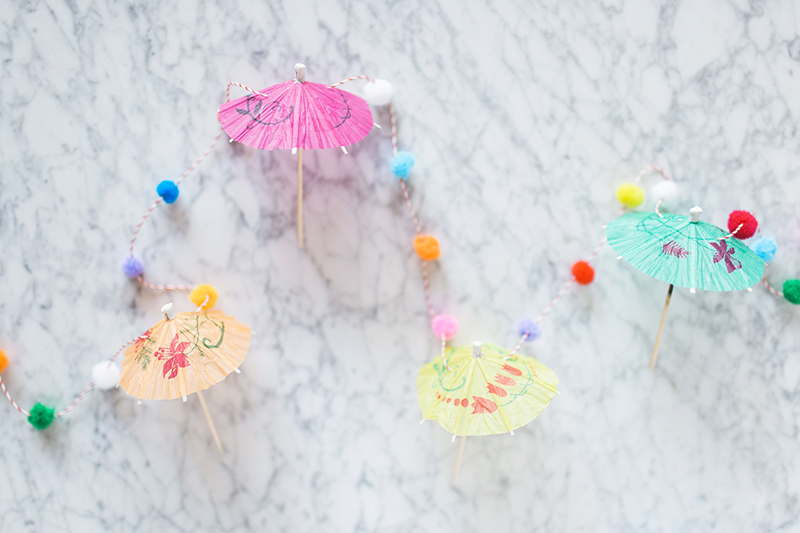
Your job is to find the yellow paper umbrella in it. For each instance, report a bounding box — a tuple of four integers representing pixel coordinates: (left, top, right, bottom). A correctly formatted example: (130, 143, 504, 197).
(119, 303, 251, 451)
(418, 341, 558, 436)
(417, 341, 558, 482)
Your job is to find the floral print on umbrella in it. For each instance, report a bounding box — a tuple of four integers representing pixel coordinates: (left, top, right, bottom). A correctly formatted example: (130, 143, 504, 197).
(710, 239, 742, 273)
(155, 334, 192, 379)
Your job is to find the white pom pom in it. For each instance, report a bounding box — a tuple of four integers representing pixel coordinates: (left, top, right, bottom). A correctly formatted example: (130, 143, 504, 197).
(363, 79, 393, 106)
(651, 180, 680, 211)
(92, 361, 121, 390)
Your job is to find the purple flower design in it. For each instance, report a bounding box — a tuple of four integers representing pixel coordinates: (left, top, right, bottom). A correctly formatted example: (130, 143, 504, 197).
(710, 240, 742, 274)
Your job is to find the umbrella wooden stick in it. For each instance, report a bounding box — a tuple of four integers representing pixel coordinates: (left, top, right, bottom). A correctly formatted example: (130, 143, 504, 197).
(297, 148, 304, 248)
(452, 436, 467, 484)
(650, 284, 674, 371)
(196, 390, 224, 454)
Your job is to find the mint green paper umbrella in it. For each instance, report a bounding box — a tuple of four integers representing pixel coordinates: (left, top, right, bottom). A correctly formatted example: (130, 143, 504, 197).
(606, 206, 765, 368)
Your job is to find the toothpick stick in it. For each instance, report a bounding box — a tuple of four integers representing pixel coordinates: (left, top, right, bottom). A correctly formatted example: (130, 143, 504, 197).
(452, 436, 467, 484)
(297, 147, 304, 248)
(196, 390, 224, 454)
(650, 284, 674, 371)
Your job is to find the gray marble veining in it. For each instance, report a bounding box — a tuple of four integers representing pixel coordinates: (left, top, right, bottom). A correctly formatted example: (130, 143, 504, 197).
(1, 0, 799, 531)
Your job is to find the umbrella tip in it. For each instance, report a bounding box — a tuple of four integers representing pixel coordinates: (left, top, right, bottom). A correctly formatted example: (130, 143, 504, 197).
(689, 206, 703, 222)
(294, 63, 306, 83)
(472, 341, 483, 357)
(161, 302, 176, 320)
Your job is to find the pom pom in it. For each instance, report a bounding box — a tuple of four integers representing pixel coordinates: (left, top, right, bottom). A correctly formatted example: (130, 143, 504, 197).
(0, 349, 8, 373)
(414, 235, 440, 261)
(727, 210, 757, 239)
(572, 260, 595, 285)
(783, 279, 800, 305)
(362, 79, 393, 106)
(92, 361, 121, 390)
(651, 180, 680, 211)
(190, 284, 218, 310)
(751, 237, 777, 263)
(156, 180, 180, 204)
(390, 151, 415, 180)
(616, 182, 645, 208)
(431, 314, 459, 340)
(28, 403, 55, 430)
(120, 256, 144, 278)
(516, 319, 542, 342)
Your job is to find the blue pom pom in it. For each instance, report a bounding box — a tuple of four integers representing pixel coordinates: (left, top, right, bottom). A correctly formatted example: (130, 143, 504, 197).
(156, 180, 179, 204)
(516, 318, 542, 342)
(121, 256, 144, 278)
(751, 237, 777, 263)
(389, 151, 415, 179)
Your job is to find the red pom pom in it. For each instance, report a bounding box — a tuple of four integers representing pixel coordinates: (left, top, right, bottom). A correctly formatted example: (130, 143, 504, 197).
(571, 260, 595, 285)
(727, 210, 757, 239)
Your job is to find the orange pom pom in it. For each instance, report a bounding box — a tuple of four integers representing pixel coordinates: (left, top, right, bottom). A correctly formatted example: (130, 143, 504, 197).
(0, 349, 8, 373)
(414, 235, 440, 261)
(571, 260, 595, 285)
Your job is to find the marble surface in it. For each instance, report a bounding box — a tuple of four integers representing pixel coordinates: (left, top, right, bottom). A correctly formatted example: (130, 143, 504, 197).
(1, 0, 800, 531)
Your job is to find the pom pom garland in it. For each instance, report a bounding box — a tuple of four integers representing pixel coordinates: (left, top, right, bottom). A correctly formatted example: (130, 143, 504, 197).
(156, 180, 180, 204)
(0, 349, 8, 373)
(92, 361, 121, 390)
(28, 403, 55, 430)
(190, 284, 218, 310)
(121, 256, 144, 278)
(784, 280, 800, 305)
(390, 152, 415, 180)
(516, 319, 542, 342)
(651, 180, 680, 211)
(572, 260, 595, 285)
(616, 183, 645, 208)
(414, 235, 440, 261)
(727, 210, 758, 239)
(751, 237, 777, 263)
(432, 314, 459, 340)
(362, 79, 393, 106)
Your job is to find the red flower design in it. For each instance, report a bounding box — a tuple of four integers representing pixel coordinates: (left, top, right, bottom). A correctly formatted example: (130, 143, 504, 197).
(133, 330, 151, 353)
(486, 383, 507, 397)
(471, 396, 498, 414)
(495, 374, 516, 387)
(502, 364, 523, 376)
(155, 334, 192, 379)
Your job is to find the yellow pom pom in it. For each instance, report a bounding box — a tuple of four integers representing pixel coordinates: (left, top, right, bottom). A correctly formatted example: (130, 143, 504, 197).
(190, 284, 218, 310)
(616, 183, 645, 208)
(0, 349, 8, 373)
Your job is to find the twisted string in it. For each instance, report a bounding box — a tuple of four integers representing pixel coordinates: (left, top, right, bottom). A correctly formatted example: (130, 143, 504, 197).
(328, 75, 375, 89)
(762, 273, 783, 297)
(1, 333, 148, 419)
(129, 129, 223, 291)
(225, 81, 268, 101)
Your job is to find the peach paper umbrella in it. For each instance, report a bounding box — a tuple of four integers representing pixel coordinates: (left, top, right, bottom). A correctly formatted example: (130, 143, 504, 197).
(218, 63, 376, 247)
(119, 303, 251, 452)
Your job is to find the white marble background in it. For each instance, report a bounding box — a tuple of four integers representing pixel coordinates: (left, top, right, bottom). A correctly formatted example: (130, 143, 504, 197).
(1, 0, 799, 531)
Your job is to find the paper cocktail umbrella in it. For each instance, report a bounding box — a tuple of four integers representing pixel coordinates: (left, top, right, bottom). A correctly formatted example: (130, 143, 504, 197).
(606, 206, 765, 369)
(218, 63, 375, 247)
(417, 341, 559, 482)
(119, 303, 251, 452)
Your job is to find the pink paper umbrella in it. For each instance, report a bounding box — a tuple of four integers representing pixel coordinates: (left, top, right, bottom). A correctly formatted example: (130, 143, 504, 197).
(219, 63, 375, 247)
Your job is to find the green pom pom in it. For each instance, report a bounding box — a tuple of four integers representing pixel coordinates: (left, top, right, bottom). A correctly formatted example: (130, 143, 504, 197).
(783, 279, 800, 305)
(27, 402, 55, 430)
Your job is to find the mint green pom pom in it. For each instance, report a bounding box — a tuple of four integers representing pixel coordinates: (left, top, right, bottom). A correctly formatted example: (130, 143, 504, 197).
(783, 279, 800, 305)
(28, 402, 55, 430)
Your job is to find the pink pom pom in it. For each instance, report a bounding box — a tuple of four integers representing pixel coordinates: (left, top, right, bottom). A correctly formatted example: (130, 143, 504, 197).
(727, 210, 758, 239)
(432, 314, 459, 340)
